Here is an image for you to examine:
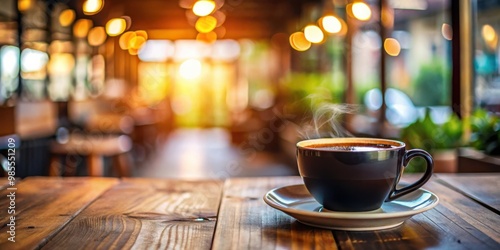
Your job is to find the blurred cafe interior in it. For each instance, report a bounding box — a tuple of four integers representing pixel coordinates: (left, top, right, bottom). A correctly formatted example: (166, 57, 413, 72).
(0, 0, 499, 179)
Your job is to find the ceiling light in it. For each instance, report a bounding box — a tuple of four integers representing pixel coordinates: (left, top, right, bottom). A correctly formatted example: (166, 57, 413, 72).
(83, 0, 104, 15)
(106, 18, 126, 36)
(304, 25, 324, 44)
(193, 0, 216, 17)
(350, 2, 371, 21)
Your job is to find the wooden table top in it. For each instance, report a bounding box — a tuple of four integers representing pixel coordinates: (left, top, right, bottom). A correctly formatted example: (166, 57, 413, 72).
(0, 173, 499, 249)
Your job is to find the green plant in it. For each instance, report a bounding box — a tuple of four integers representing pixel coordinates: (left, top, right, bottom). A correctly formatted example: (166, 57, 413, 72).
(401, 109, 463, 151)
(470, 109, 500, 155)
(400, 109, 463, 172)
(283, 72, 345, 113)
(411, 60, 451, 106)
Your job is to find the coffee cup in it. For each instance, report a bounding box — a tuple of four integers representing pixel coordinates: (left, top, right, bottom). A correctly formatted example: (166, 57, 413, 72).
(296, 138, 433, 212)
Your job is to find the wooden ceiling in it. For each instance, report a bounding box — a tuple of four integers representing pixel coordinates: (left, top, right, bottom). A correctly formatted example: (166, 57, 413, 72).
(69, 0, 322, 40)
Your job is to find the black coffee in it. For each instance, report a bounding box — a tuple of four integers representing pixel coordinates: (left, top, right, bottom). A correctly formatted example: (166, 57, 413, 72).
(308, 143, 395, 152)
(303, 177, 396, 211)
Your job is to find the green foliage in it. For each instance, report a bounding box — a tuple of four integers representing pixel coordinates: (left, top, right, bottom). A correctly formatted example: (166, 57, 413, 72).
(401, 109, 463, 151)
(412, 60, 451, 106)
(283, 72, 345, 113)
(470, 109, 500, 155)
(400, 109, 463, 172)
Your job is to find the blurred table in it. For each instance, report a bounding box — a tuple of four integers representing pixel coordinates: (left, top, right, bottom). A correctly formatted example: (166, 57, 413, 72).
(0, 174, 498, 249)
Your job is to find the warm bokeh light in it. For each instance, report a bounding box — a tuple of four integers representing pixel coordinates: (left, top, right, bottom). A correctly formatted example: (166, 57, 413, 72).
(83, 0, 104, 15)
(48, 53, 75, 75)
(320, 15, 342, 34)
(59, 9, 75, 27)
(195, 16, 217, 33)
(135, 30, 148, 40)
(441, 23, 453, 40)
(18, 0, 32, 12)
(482, 24, 498, 50)
(304, 25, 324, 44)
(128, 48, 139, 55)
(87, 26, 107, 46)
(179, 59, 202, 79)
(197, 32, 217, 43)
(119, 31, 136, 50)
(73, 19, 93, 38)
(129, 36, 147, 50)
(482, 24, 497, 42)
(289, 32, 311, 51)
(351, 2, 372, 21)
(384, 38, 401, 56)
(193, 0, 216, 17)
(106, 18, 126, 36)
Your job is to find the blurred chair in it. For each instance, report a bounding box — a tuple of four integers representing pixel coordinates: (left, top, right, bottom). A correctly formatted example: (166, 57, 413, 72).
(50, 133, 132, 177)
(49, 99, 135, 177)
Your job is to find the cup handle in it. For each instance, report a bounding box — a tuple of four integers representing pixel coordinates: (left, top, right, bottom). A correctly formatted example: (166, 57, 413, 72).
(386, 149, 434, 201)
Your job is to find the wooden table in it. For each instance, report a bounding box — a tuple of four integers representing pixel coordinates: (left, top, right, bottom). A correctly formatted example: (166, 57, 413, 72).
(0, 174, 499, 249)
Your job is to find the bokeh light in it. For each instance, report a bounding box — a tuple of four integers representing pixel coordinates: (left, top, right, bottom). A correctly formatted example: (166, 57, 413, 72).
(195, 16, 217, 33)
(128, 48, 139, 55)
(106, 18, 126, 36)
(119, 31, 136, 50)
(48, 53, 75, 75)
(320, 15, 342, 34)
(18, 0, 32, 12)
(59, 9, 75, 27)
(193, 0, 216, 17)
(135, 30, 149, 40)
(384, 38, 401, 56)
(482, 24, 497, 42)
(83, 0, 104, 15)
(482, 24, 498, 50)
(304, 25, 324, 44)
(87, 26, 107, 46)
(350, 2, 372, 21)
(441, 23, 452, 41)
(129, 36, 147, 50)
(197, 32, 217, 43)
(289, 32, 311, 51)
(179, 59, 202, 79)
(73, 19, 93, 38)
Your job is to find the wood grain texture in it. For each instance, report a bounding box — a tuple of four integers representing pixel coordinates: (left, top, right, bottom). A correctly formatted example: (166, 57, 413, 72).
(214, 175, 500, 249)
(332, 175, 500, 249)
(212, 176, 338, 249)
(0, 177, 118, 250)
(43, 178, 223, 250)
(437, 173, 500, 212)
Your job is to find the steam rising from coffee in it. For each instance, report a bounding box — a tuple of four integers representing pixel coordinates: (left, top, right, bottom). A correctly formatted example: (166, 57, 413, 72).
(299, 100, 358, 140)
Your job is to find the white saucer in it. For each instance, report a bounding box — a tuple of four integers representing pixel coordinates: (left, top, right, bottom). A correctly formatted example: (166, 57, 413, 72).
(264, 184, 439, 231)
